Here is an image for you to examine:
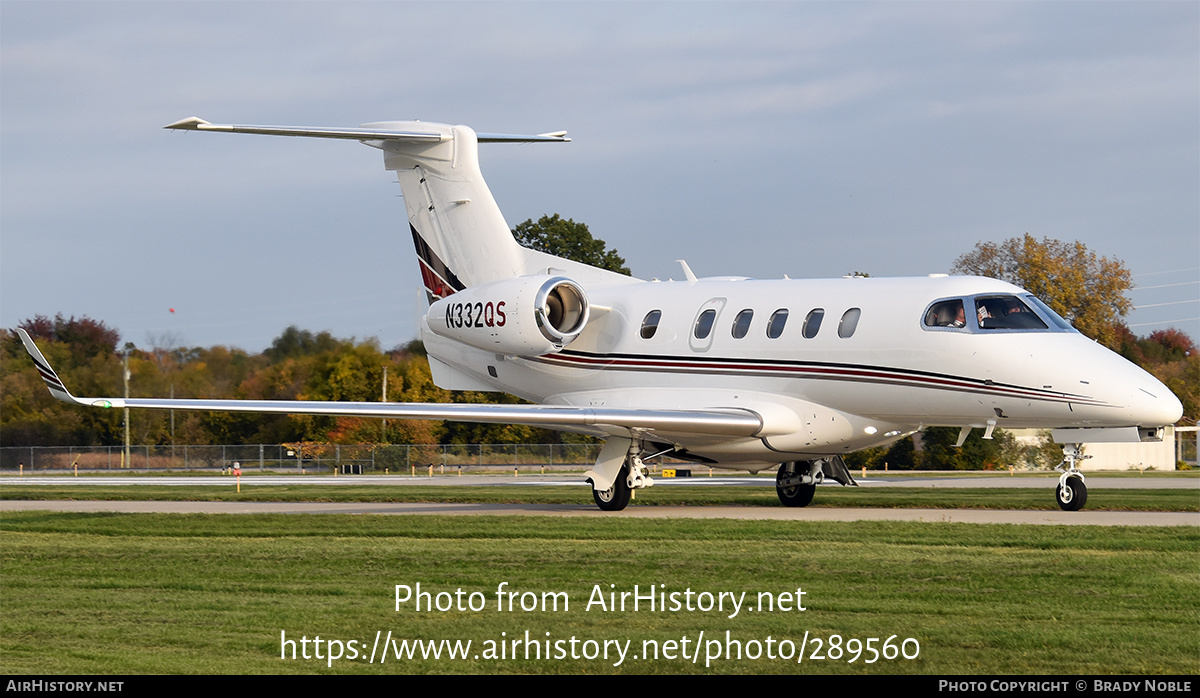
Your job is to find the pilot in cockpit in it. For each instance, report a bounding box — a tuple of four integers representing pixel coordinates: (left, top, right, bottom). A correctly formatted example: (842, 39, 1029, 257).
(925, 299, 966, 328)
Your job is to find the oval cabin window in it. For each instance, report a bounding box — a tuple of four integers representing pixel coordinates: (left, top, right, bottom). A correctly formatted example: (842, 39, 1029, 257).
(802, 309, 824, 339)
(731, 309, 753, 339)
(640, 310, 662, 339)
(767, 309, 789, 339)
(838, 308, 861, 338)
(694, 308, 717, 340)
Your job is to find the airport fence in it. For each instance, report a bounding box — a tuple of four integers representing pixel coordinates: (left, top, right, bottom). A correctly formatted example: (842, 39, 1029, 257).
(0, 443, 619, 474)
(5, 432, 1192, 474)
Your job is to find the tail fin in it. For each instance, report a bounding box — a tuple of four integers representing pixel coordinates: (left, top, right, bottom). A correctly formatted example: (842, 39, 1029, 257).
(379, 123, 525, 299)
(165, 118, 625, 301)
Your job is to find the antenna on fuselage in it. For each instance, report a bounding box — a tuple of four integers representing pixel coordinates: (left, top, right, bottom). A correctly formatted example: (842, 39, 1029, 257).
(676, 260, 697, 283)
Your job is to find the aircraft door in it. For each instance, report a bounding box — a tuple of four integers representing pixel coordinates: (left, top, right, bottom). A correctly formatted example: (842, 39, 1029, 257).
(689, 298, 727, 353)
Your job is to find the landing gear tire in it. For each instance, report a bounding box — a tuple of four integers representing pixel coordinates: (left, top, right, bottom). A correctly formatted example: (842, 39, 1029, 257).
(593, 466, 632, 512)
(1056, 476, 1087, 512)
(776, 463, 816, 507)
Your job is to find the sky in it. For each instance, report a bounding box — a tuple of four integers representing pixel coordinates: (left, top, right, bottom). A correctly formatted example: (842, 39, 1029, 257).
(2, 1, 1197, 353)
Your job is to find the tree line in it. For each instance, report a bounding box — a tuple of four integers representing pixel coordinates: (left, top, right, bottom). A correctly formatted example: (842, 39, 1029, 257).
(1, 320, 588, 448)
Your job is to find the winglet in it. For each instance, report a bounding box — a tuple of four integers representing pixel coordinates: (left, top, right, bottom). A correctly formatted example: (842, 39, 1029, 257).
(163, 117, 211, 130)
(15, 329, 91, 406)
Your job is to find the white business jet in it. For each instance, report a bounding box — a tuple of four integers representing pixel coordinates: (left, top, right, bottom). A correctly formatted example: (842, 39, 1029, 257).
(18, 118, 1183, 512)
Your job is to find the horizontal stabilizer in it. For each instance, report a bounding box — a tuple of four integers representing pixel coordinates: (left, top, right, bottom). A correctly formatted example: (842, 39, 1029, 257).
(164, 117, 444, 142)
(164, 117, 569, 143)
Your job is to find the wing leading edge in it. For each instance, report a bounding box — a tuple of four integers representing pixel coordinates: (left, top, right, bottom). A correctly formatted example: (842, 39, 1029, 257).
(16, 330, 761, 438)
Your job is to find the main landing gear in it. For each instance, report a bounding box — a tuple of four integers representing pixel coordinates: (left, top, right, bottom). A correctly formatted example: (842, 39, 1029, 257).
(776, 462, 816, 507)
(775, 457, 857, 507)
(587, 441, 654, 512)
(1054, 443, 1089, 511)
(592, 463, 632, 511)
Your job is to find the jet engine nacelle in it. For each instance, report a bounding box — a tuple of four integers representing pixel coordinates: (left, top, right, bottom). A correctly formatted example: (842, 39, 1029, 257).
(427, 275, 590, 356)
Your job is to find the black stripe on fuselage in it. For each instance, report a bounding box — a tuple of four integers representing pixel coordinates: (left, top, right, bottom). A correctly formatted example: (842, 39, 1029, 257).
(531, 349, 1107, 407)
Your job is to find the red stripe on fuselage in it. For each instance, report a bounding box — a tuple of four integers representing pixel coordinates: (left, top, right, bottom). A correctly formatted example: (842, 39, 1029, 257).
(532, 351, 1106, 407)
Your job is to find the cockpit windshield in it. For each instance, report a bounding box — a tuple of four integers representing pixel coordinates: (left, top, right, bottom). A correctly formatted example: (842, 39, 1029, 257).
(1022, 295, 1075, 330)
(923, 294, 1074, 333)
(974, 296, 1047, 330)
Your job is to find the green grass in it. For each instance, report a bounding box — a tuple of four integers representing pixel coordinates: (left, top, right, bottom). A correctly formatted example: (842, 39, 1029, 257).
(1, 483, 1196, 511)
(1, 511, 1197, 674)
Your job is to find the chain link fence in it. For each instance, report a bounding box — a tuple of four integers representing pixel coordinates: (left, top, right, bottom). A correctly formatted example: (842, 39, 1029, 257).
(4, 431, 1193, 474)
(0, 443, 617, 474)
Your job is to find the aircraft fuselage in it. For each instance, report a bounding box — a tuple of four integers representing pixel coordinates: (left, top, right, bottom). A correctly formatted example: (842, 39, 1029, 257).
(424, 273, 1180, 465)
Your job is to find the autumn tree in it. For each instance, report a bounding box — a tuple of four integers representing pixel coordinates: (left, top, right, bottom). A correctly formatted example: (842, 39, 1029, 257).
(2, 316, 124, 446)
(19, 313, 120, 363)
(264, 326, 346, 362)
(916, 427, 1020, 470)
(1114, 325, 1198, 426)
(512, 214, 631, 275)
(953, 234, 1132, 349)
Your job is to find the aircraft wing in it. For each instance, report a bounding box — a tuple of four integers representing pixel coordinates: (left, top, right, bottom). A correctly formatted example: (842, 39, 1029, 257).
(16, 330, 761, 438)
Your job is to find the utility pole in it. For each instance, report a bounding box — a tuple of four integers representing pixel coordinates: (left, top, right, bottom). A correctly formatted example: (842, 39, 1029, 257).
(381, 364, 388, 442)
(122, 347, 131, 468)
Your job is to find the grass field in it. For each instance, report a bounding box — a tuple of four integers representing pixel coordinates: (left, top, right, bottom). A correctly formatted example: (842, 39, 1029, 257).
(2, 511, 1197, 674)
(1, 483, 1196, 511)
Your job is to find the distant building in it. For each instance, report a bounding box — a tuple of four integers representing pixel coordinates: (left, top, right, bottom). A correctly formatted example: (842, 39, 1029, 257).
(1010, 426, 1185, 471)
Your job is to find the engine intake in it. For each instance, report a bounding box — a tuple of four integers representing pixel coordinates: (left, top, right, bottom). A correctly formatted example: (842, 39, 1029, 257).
(535, 278, 588, 344)
(427, 275, 590, 356)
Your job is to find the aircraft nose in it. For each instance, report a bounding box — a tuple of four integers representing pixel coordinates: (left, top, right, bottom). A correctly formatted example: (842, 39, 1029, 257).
(1127, 374, 1183, 427)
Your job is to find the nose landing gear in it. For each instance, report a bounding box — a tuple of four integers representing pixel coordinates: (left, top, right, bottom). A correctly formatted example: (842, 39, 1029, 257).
(1054, 444, 1089, 512)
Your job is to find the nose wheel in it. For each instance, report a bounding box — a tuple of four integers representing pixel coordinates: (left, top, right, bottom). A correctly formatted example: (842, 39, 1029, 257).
(1054, 444, 1090, 511)
(1055, 475, 1088, 511)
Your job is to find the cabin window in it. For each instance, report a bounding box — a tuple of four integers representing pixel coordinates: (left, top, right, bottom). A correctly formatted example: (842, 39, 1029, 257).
(731, 309, 753, 339)
(838, 308, 861, 338)
(924, 299, 965, 328)
(975, 296, 1048, 330)
(802, 309, 824, 339)
(766, 309, 789, 339)
(693, 308, 717, 340)
(640, 310, 662, 339)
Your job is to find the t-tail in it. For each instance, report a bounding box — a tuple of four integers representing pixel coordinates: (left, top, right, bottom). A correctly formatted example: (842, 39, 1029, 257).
(164, 117, 628, 301)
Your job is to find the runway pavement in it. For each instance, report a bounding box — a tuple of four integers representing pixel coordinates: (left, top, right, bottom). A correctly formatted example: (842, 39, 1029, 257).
(3, 473, 1195, 525)
(1, 498, 1196, 525)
